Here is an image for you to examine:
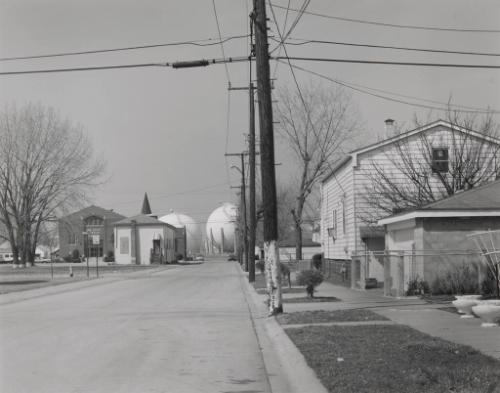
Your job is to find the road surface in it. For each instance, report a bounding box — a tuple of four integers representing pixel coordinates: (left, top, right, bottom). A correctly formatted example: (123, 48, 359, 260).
(0, 260, 271, 393)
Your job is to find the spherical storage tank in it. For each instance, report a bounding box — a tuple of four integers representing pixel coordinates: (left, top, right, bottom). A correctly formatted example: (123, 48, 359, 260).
(206, 203, 237, 253)
(159, 211, 202, 255)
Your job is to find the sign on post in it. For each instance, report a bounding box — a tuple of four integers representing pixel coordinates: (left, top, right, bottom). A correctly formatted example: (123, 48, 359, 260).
(92, 235, 100, 245)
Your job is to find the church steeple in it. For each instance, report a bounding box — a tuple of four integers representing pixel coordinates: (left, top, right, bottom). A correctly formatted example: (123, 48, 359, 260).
(141, 193, 152, 215)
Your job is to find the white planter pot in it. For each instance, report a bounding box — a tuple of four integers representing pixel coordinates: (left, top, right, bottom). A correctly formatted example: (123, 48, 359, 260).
(454, 295, 482, 301)
(471, 304, 500, 327)
(478, 299, 500, 306)
(452, 298, 480, 318)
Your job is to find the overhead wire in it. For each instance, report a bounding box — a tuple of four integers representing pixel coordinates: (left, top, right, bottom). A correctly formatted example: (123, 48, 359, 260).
(0, 56, 251, 75)
(268, 1, 347, 195)
(273, 56, 500, 69)
(277, 37, 500, 57)
(269, 3, 500, 33)
(211, 0, 232, 83)
(277, 59, 500, 114)
(0, 35, 250, 62)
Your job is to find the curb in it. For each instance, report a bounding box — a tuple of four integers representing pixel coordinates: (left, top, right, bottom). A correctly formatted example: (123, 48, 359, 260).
(238, 267, 329, 393)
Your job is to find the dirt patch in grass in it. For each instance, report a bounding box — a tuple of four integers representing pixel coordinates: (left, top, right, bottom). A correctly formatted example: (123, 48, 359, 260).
(438, 306, 460, 315)
(284, 296, 339, 303)
(277, 309, 389, 325)
(256, 287, 305, 295)
(421, 294, 455, 304)
(285, 324, 500, 393)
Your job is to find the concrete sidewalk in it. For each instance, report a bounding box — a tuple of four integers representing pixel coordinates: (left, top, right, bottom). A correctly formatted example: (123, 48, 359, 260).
(284, 280, 500, 360)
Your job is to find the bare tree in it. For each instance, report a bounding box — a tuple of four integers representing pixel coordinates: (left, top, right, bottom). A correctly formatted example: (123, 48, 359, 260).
(0, 103, 105, 266)
(275, 83, 359, 259)
(362, 111, 500, 224)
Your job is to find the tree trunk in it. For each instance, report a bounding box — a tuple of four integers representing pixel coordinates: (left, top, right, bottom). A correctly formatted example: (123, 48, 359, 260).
(295, 224, 302, 261)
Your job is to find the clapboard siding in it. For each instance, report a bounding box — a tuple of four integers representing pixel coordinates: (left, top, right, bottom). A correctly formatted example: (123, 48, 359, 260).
(321, 159, 355, 259)
(322, 122, 500, 258)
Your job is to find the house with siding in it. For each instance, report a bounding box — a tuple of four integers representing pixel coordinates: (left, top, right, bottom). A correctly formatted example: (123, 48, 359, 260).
(320, 119, 500, 285)
(378, 179, 500, 296)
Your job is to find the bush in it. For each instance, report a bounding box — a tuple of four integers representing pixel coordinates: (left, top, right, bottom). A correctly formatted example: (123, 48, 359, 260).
(430, 263, 479, 295)
(311, 253, 322, 270)
(406, 277, 429, 296)
(104, 250, 115, 262)
(256, 260, 265, 274)
(296, 269, 324, 297)
(481, 267, 500, 297)
(176, 253, 184, 261)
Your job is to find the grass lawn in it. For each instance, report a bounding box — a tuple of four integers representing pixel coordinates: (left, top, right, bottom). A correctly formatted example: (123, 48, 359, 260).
(0, 264, 175, 294)
(277, 309, 389, 325)
(285, 324, 500, 393)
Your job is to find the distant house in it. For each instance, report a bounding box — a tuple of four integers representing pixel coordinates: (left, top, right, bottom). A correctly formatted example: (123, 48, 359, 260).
(378, 179, 500, 296)
(320, 119, 500, 284)
(58, 205, 126, 259)
(114, 214, 181, 265)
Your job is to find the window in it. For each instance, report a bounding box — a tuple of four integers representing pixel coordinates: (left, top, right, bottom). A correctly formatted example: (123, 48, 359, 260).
(432, 148, 449, 173)
(120, 237, 129, 254)
(68, 231, 76, 245)
(85, 216, 103, 226)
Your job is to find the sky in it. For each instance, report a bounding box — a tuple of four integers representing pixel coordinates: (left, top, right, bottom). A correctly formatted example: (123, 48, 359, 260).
(0, 0, 499, 225)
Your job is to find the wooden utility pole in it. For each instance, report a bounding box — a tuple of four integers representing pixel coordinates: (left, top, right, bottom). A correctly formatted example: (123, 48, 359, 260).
(248, 82, 256, 283)
(253, 0, 282, 314)
(226, 152, 249, 271)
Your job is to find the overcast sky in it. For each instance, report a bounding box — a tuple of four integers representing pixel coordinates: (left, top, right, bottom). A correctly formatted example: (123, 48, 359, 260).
(0, 0, 499, 223)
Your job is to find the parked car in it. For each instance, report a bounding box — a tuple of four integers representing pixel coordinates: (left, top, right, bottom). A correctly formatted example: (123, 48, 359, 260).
(194, 254, 204, 261)
(227, 254, 237, 261)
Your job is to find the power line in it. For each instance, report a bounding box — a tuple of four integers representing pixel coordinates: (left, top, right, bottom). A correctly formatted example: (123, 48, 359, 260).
(278, 60, 500, 114)
(273, 56, 500, 69)
(0, 56, 251, 76)
(0, 35, 250, 62)
(278, 37, 500, 57)
(269, 3, 500, 33)
(211, 0, 231, 83)
(268, 2, 347, 195)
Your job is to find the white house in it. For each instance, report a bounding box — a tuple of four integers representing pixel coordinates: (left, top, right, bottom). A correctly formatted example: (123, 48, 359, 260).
(114, 214, 178, 265)
(320, 119, 500, 285)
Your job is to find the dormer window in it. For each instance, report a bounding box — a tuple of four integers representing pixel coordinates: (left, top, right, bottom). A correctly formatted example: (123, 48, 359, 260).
(432, 148, 449, 173)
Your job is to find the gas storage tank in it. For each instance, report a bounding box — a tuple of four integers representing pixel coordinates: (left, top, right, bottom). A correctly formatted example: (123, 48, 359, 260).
(159, 211, 202, 255)
(206, 203, 237, 253)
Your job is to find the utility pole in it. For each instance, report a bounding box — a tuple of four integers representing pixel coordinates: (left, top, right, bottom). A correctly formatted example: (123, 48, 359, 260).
(252, 0, 282, 314)
(248, 81, 256, 283)
(226, 152, 248, 271)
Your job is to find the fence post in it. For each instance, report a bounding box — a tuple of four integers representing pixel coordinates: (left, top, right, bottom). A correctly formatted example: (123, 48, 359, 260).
(383, 250, 390, 296)
(398, 253, 405, 297)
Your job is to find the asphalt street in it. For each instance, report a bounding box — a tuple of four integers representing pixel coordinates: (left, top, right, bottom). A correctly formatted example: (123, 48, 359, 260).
(0, 260, 271, 393)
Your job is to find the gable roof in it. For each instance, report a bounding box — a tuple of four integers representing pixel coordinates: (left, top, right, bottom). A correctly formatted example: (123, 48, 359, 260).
(61, 205, 126, 222)
(351, 119, 500, 156)
(322, 120, 500, 183)
(378, 179, 500, 225)
(114, 214, 176, 229)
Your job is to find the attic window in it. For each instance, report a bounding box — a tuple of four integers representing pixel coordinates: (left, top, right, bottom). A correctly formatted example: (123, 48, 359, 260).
(432, 148, 449, 173)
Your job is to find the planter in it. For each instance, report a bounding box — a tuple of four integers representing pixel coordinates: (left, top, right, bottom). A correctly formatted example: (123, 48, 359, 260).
(471, 304, 500, 327)
(454, 295, 482, 300)
(452, 298, 480, 318)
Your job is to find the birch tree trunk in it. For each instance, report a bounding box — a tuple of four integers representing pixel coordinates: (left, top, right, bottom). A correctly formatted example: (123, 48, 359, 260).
(264, 241, 283, 315)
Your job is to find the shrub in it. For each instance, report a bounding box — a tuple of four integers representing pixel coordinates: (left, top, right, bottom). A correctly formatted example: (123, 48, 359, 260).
(296, 269, 324, 297)
(311, 253, 322, 270)
(430, 263, 479, 295)
(104, 250, 115, 262)
(406, 277, 429, 296)
(481, 267, 500, 297)
(256, 260, 265, 274)
(176, 253, 183, 261)
(72, 249, 80, 260)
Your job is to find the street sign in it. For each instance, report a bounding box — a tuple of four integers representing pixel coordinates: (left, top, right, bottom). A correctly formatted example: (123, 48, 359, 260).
(92, 235, 100, 245)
